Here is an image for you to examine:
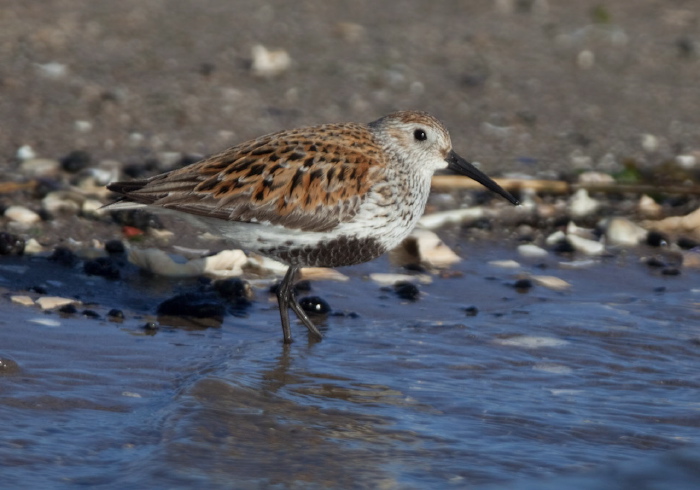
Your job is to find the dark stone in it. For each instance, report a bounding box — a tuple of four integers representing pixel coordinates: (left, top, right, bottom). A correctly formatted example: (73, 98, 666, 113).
(0, 232, 25, 255)
(49, 247, 79, 267)
(105, 240, 126, 255)
(645, 257, 666, 268)
(464, 306, 479, 317)
(142, 321, 159, 330)
(123, 160, 160, 179)
(82, 309, 100, 319)
(58, 304, 78, 314)
(0, 356, 21, 375)
(27, 285, 48, 294)
(552, 239, 575, 254)
(84, 257, 120, 280)
(110, 209, 163, 230)
(513, 279, 533, 292)
(213, 278, 253, 310)
(661, 268, 681, 276)
(60, 150, 91, 173)
(107, 309, 124, 319)
(646, 231, 668, 247)
(299, 296, 332, 315)
(677, 237, 699, 250)
(394, 281, 420, 301)
(653, 287, 666, 293)
(157, 293, 226, 320)
(36, 208, 52, 221)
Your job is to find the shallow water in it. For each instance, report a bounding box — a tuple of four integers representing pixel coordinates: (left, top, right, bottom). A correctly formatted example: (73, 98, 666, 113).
(1, 242, 699, 488)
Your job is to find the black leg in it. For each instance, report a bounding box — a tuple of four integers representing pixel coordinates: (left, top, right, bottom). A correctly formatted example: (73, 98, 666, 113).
(277, 266, 295, 344)
(276, 266, 323, 343)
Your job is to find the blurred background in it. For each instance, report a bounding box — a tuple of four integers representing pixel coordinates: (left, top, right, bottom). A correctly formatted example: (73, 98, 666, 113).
(2, 0, 699, 178)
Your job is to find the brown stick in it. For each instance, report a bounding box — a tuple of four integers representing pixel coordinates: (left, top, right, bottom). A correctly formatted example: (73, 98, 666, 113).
(431, 175, 700, 196)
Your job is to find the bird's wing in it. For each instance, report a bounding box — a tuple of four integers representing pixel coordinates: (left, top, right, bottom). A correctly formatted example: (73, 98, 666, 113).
(107, 123, 386, 233)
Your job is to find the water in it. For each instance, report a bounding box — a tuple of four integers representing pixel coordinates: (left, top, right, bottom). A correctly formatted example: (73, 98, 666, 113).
(0, 243, 699, 488)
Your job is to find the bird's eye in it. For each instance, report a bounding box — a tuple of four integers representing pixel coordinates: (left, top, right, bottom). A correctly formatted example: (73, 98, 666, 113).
(413, 129, 427, 141)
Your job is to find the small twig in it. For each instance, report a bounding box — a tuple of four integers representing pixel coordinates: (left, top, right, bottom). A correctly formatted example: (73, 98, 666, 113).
(431, 175, 700, 196)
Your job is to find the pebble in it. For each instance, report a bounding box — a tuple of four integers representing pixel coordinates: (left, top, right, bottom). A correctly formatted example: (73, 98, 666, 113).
(558, 259, 598, 269)
(577, 50, 595, 69)
(568, 189, 600, 218)
(83, 257, 121, 280)
(369, 273, 432, 286)
(299, 296, 332, 315)
(19, 157, 60, 176)
(577, 171, 615, 184)
(49, 247, 80, 267)
(642, 207, 700, 240)
(36, 296, 78, 310)
(675, 154, 697, 169)
(638, 195, 662, 216)
(16, 145, 37, 161)
(107, 309, 125, 320)
(545, 230, 567, 246)
(464, 306, 479, 317)
(29, 318, 61, 327)
(677, 237, 699, 250)
(488, 259, 521, 269)
(157, 293, 226, 321)
(417, 208, 484, 230)
(105, 240, 126, 255)
(82, 309, 100, 319)
(81, 199, 104, 216)
(531, 275, 572, 291)
(513, 278, 533, 292)
(251, 44, 291, 78)
(202, 249, 248, 277)
(602, 217, 648, 246)
(0, 232, 25, 255)
(74, 120, 93, 133)
(494, 336, 569, 348)
(394, 281, 421, 301)
(0, 356, 21, 375)
(42, 191, 83, 215)
(10, 295, 35, 307)
(59, 304, 78, 314)
(390, 230, 461, 269)
(646, 231, 668, 247)
(34, 61, 68, 79)
(517, 243, 549, 258)
(641, 134, 659, 153)
(60, 150, 92, 173)
(213, 278, 254, 308)
(23, 238, 43, 254)
(567, 234, 605, 255)
(298, 268, 349, 282)
(4, 205, 41, 224)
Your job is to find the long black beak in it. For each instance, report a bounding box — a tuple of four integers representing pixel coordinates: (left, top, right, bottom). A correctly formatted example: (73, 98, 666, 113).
(445, 150, 519, 205)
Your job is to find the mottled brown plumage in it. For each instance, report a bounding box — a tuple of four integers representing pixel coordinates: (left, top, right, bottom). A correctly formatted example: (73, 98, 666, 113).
(106, 111, 519, 343)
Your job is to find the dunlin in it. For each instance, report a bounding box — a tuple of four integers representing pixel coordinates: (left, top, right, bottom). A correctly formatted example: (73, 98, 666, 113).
(106, 111, 519, 343)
